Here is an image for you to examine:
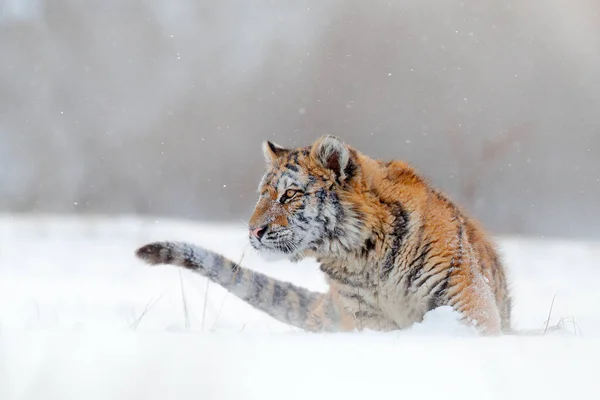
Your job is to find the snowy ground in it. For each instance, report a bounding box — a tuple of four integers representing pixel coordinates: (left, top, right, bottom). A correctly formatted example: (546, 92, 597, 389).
(1, 214, 599, 399)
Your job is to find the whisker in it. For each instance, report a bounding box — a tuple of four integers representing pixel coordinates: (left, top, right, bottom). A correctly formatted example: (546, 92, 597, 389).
(281, 238, 306, 259)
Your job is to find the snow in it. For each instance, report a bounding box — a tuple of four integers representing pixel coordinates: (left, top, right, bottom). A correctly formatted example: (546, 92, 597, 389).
(1, 214, 600, 399)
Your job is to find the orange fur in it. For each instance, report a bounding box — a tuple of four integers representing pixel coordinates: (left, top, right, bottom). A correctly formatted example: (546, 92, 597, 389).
(250, 137, 511, 334)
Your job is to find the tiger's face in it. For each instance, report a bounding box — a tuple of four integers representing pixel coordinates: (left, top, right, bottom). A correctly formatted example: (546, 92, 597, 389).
(248, 136, 362, 261)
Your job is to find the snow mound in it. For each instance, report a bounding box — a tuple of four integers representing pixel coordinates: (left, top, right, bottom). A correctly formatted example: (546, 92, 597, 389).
(407, 306, 477, 336)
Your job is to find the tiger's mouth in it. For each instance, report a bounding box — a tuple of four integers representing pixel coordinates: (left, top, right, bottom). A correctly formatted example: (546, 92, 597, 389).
(249, 232, 307, 262)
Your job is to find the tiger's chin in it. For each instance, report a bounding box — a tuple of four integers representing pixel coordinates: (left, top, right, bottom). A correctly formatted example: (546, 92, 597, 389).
(255, 246, 307, 264)
(257, 249, 289, 262)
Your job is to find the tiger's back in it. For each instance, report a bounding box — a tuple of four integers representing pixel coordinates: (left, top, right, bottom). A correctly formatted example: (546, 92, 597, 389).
(307, 153, 510, 333)
(137, 136, 511, 334)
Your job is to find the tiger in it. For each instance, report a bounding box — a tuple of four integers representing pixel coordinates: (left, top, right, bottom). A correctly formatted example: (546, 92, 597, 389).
(136, 135, 511, 335)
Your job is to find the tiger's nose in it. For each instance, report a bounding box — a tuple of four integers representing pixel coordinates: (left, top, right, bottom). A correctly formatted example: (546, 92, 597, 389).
(249, 225, 268, 240)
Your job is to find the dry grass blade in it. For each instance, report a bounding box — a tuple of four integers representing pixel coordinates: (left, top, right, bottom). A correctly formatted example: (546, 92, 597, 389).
(201, 278, 210, 332)
(543, 294, 557, 335)
(556, 316, 582, 336)
(131, 294, 164, 331)
(179, 269, 190, 330)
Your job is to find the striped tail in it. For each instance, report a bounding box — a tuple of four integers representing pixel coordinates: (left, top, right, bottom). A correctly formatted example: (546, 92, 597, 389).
(135, 241, 340, 332)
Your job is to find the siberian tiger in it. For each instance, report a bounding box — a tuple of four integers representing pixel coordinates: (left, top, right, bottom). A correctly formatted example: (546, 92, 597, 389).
(136, 135, 511, 334)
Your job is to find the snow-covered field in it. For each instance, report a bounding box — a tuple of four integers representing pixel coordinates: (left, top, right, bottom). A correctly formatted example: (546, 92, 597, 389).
(1, 214, 599, 399)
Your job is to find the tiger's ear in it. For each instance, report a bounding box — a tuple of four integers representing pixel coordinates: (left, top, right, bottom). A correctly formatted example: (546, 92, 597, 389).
(262, 141, 288, 164)
(311, 135, 353, 182)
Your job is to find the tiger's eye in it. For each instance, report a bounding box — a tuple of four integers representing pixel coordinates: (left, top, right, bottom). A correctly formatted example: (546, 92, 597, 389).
(285, 189, 297, 199)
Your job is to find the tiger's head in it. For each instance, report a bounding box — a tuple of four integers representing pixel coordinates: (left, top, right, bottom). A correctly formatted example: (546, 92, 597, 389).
(248, 135, 367, 261)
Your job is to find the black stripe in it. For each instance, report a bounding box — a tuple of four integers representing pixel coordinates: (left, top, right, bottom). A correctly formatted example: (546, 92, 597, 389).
(354, 310, 378, 319)
(380, 202, 410, 279)
(285, 163, 299, 172)
(296, 212, 309, 225)
(321, 263, 367, 278)
(296, 287, 311, 314)
(263, 172, 275, 185)
(315, 189, 327, 227)
(213, 254, 224, 272)
(338, 289, 367, 303)
(361, 238, 376, 258)
(245, 273, 269, 305)
(181, 247, 197, 270)
(338, 290, 378, 309)
(272, 282, 288, 306)
(411, 224, 425, 259)
(333, 198, 346, 223)
(265, 232, 278, 240)
(315, 188, 327, 201)
(320, 266, 368, 288)
(405, 241, 434, 272)
(163, 245, 175, 264)
(413, 261, 445, 287)
(230, 263, 244, 286)
(288, 151, 299, 164)
(446, 287, 461, 305)
(427, 215, 464, 311)
(427, 271, 451, 311)
(404, 265, 423, 293)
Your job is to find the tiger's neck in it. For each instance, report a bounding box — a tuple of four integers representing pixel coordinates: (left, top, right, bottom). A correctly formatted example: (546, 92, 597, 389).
(311, 155, 423, 278)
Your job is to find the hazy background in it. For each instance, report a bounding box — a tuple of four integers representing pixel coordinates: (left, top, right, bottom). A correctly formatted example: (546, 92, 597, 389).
(0, 0, 598, 238)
